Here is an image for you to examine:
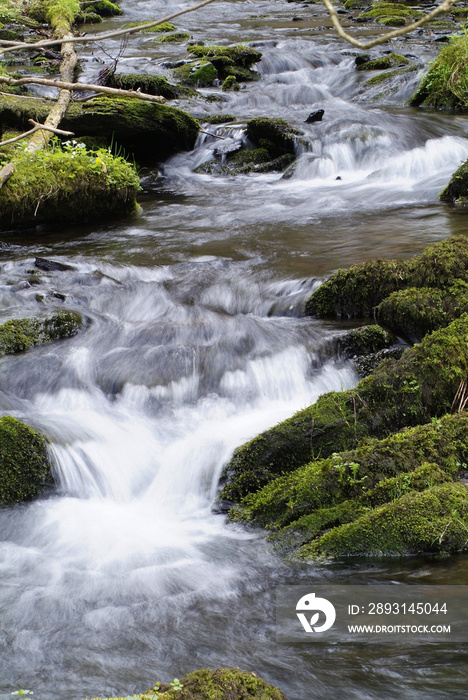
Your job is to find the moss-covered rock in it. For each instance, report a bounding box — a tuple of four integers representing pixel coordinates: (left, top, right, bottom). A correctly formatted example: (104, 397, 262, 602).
(441, 157, 468, 202)
(358, 2, 424, 25)
(238, 413, 468, 529)
(0, 416, 52, 505)
(154, 32, 191, 43)
(246, 117, 301, 157)
(86, 668, 289, 700)
(305, 236, 468, 318)
(356, 52, 409, 71)
(303, 482, 468, 557)
(121, 21, 176, 33)
(344, 0, 372, 9)
(0, 94, 200, 161)
(377, 282, 468, 342)
(173, 61, 218, 88)
(338, 324, 394, 357)
(363, 64, 418, 88)
(0, 143, 140, 228)
(81, 0, 122, 17)
(0, 311, 82, 354)
(106, 73, 181, 100)
(220, 313, 468, 501)
(187, 44, 262, 81)
(222, 75, 240, 91)
(410, 34, 468, 111)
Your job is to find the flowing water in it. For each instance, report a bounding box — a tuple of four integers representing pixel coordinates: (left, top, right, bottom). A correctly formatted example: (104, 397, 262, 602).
(1, 1, 468, 698)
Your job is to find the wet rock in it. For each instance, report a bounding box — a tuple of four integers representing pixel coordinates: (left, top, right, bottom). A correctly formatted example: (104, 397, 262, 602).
(305, 109, 324, 123)
(0, 311, 83, 356)
(35, 257, 73, 272)
(0, 416, 53, 505)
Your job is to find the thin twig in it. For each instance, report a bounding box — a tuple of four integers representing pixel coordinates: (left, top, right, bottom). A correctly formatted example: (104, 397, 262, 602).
(199, 129, 225, 140)
(0, 0, 219, 56)
(0, 119, 74, 147)
(0, 75, 166, 103)
(321, 0, 457, 50)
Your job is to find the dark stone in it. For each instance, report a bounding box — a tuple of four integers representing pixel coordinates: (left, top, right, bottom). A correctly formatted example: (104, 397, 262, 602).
(305, 109, 324, 123)
(35, 257, 73, 272)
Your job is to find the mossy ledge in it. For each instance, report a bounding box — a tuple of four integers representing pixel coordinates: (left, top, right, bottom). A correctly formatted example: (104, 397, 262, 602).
(0, 95, 200, 162)
(305, 235, 468, 318)
(220, 313, 468, 502)
(410, 34, 468, 111)
(86, 667, 289, 700)
(0, 416, 53, 505)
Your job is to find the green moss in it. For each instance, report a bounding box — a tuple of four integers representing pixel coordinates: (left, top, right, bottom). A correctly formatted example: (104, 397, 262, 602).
(75, 11, 102, 24)
(344, 0, 372, 9)
(86, 668, 288, 700)
(173, 62, 218, 87)
(0, 416, 52, 505)
(356, 52, 409, 71)
(222, 75, 240, 91)
(305, 235, 468, 318)
(154, 32, 191, 43)
(246, 117, 301, 158)
(106, 73, 180, 100)
(359, 2, 424, 24)
(410, 34, 468, 111)
(202, 114, 237, 124)
(379, 16, 406, 26)
(303, 482, 468, 557)
(338, 324, 394, 357)
(377, 282, 468, 341)
(187, 44, 262, 67)
(81, 0, 122, 17)
(0, 94, 200, 161)
(451, 7, 468, 18)
(0, 311, 82, 354)
(220, 314, 468, 501)
(239, 413, 468, 528)
(441, 157, 468, 202)
(0, 142, 140, 228)
(121, 21, 177, 33)
(363, 64, 418, 87)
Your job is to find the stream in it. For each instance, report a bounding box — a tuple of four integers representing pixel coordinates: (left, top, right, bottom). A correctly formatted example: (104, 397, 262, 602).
(1, 1, 468, 698)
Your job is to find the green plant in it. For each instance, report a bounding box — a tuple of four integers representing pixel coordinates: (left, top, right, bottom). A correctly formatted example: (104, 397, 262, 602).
(11, 692, 33, 697)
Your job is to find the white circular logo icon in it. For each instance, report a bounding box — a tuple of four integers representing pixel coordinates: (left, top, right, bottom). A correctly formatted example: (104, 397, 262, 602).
(296, 592, 336, 633)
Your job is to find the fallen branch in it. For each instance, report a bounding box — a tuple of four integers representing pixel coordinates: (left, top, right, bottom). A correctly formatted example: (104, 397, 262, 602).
(0, 119, 74, 147)
(0, 75, 166, 103)
(0, 0, 219, 56)
(321, 0, 458, 49)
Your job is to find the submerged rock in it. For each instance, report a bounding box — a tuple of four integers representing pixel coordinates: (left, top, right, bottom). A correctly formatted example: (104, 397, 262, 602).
(0, 416, 53, 505)
(87, 667, 289, 699)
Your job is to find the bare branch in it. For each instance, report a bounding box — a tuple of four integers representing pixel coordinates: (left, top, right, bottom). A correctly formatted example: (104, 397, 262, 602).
(0, 75, 166, 103)
(0, 0, 219, 56)
(321, 0, 458, 49)
(0, 119, 74, 147)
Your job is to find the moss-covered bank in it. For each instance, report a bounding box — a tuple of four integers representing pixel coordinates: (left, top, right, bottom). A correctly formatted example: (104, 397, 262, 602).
(305, 235, 468, 318)
(0, 416, 52, 504)
(87, 668, 288, 700)
(220, 312, 468, 502)
(410, 34, 468, 111)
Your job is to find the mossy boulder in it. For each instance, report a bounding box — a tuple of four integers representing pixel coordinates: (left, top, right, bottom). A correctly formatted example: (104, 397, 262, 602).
(0, 416, 52, 505)
(410, 34, 468, 111)
(0, 144, 140, 229)
(356, 52, 409, 71)
(238, 412, 468, 529)
(105, 73, 181, 100)
(173, 61, 218, 88)
(220, 313, 468, 501)
(87, 668, 289, 700)
(121, 21, 176, 33)
(303, 483, 468, 558)
(358, 2, 424, 25)
(0, 94, 200, 161)
(377, 282, 468, 342)
(440, 157, 468, 203)
(187, 44, 262, 81)
(197, 117, 301, 176)
(363, 64, 418, 88)
(0, 311, 83, 354)
(338, 324, 394, 357)
(81, 0, 122, 17)
(305, 236, 468, 318)
(344, 0, 372, 9)
(154, 32, 191, 43)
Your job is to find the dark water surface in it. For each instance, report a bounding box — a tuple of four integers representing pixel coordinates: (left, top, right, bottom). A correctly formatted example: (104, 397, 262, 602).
(1, 1, 468, 698)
